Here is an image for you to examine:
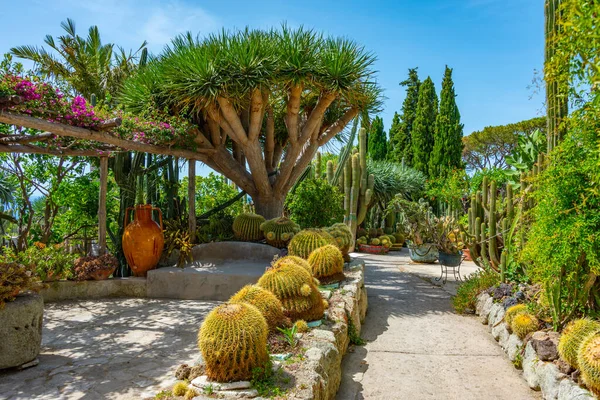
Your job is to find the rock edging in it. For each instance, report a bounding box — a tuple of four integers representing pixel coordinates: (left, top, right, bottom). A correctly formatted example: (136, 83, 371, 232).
(475, 292, 594, 400)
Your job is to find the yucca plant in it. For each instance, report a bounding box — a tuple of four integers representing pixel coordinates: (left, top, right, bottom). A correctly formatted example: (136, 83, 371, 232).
(119, 26, 382, 219)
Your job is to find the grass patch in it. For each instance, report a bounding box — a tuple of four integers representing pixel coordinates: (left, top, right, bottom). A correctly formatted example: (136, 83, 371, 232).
(452, 268, 500, 314)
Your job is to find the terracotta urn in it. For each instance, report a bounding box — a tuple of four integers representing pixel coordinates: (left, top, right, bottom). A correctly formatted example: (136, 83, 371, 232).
(122, 205, 164, 277)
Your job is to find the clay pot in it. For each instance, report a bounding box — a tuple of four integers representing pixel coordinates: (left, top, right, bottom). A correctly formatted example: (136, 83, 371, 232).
(122, 205, 164, 277)
(89, 267, 116, 281)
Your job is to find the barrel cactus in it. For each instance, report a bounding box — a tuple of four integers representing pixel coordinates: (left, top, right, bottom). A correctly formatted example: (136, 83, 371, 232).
(577, 333, 600, 395)
(275, 255, 312, 273)
(198, 303, 269, 382)
(511, 313, 538, 339)
(325, 223, 353, 261)
(558, 319, 600, 368)
(230, 285, 290, 332)
(257, 260, 324, 321)
(233, 213, 265, 242)
(288, 229, 336, 259)
(505, 304, 527, 328)
(260, 216, 300, 248)
(307, 244, 345, 283)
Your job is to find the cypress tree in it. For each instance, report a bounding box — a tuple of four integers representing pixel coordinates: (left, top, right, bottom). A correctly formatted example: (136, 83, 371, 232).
(429, 66, 464, 177)
(388, 68, 420, 165)
(411, 77, 438, 175)
(367, 116, 387, 160)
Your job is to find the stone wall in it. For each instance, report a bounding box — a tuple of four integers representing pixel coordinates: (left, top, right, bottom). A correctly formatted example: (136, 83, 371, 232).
(475, 292, 595, 400)
(40, 277, 147, 302)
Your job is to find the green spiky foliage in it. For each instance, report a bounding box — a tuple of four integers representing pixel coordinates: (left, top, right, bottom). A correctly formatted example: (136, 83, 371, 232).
(275, 255, 312, 273)
(172, 381, 188, 396)
(230, 285, 290, 332)
(511, 313, 539, 339)
(307, 244, 345, 283)
(288, 229, 336, 259)
(325, 223, 353, 260)
(294, 319, 309, 333)
(260, 216, 300, 248)
(233, 213, 266, 242)
(558, 319, 600, 368)
(577, 333, 600, 396)
(198, 303, 269, 382)
(505, 304, 527, 328)
(257, 260, 324, 321)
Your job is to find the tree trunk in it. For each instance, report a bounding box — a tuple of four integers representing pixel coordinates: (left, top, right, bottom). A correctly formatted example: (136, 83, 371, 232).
(253, 195, 285, 220)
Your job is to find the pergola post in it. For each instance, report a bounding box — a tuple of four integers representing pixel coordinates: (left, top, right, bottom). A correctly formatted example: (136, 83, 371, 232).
(98, 156, 108, 255)
(188, 159, 196, 244)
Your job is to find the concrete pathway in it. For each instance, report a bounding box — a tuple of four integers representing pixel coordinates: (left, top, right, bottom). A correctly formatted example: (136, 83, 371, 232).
(0, 298, 216, 400)
(338, 249, 540, 400)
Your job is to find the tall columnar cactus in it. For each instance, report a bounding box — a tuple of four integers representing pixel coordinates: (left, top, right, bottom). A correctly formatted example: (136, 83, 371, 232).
(233, 213, 266, 242)
(307, 244, 345, 283)
(558, 319, 600, 368)
(288, 229, 336, 259)
(314, 152, 322, 179)
(326, 160, 334, 184)
(257, 259, 325, 321)
(260, 216, 300, 248)
(229, 284, 290, 332)
(197, 303, 269, 382)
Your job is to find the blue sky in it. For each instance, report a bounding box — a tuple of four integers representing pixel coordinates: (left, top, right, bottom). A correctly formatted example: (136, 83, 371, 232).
(1, 0, 544, 137)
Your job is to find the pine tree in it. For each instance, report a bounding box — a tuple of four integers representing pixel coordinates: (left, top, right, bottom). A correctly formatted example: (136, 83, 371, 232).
(429, 66, 464, 177)
(388, 68, 420, 165)
(411, 77, 438, 175)
(367, 116, 387, 160)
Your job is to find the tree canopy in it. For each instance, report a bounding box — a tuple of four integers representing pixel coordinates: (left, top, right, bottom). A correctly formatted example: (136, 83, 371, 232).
(411, 76, 438, 175)
(388, 68, 419, 165)
(367, 116, 387, 161)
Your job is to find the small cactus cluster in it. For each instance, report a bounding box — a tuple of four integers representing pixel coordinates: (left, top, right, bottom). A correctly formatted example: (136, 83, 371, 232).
(558, 319, 600, 368)
(197, 303, 269, 382)
(307, 244, 345, 283)
(233, 213, 265, 242)
(288, 229, 335, 259)
(505, 304, 527, 329)
(257, 256, 324, 321)
(511, 313, 539, 339)
(260, 216, 300, 248)
(325, 223, 353, 261)
(230, 284, 290, 332)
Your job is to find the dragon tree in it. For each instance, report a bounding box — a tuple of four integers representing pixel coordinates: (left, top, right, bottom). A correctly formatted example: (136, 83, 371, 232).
(118, 27, 382, 218)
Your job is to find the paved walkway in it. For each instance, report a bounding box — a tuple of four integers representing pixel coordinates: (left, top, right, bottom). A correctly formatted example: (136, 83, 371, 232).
(0, 298, 216, 400)
(338, 249, 539, 400)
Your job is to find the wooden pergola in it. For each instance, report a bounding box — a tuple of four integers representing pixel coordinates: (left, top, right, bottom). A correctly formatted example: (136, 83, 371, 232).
(0, 104, 200, 254)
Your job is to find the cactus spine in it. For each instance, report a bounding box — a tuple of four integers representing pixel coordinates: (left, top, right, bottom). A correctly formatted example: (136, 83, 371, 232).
(511, 313, 539, 339)
(260, 216, 300, 248)
(288, 229, 336, 259)
(558, 319, 600, 368)
(307, 244, 345, 283)
(198, 303, 269, 382)
(229, 285, 290, 332)
(233, 213, 265, 242)
(577, 333, 600, 396)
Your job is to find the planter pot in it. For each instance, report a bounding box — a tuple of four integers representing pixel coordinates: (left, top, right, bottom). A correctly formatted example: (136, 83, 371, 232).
(0, 294, 43, 369)
(408, 243, 438, 263)
(358, 244, 390, 254)
(438, 251, 462, 267)
(122, 205, 164, 277)
(88, 267, 116, 281)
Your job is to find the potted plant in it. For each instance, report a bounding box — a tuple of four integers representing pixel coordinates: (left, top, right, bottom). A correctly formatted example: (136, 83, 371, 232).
(386, 198, 438, 263)
(432, 216, 465, 267)
(0, 261, 44, 369)
(74, 254, 119, 281)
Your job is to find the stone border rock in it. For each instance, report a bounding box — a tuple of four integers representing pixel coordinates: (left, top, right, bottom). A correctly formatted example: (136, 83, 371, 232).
(40, 277, 147, 302)
(475, 292, 595, 400)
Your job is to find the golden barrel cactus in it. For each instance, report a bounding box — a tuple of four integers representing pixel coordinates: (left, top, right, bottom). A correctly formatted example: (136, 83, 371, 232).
(288, 229, 336, 259)
(577, 333, 600, 396)
(325, 223, 353, 261)
(511, 313, 539, 339)
(307, 244, 345, 283)
(198, 303, 269, 382)
(505, 304, 527, 329)
(558, 318, 600, 368)
(257, 260, 324, 322)
(274, 255, 312, 273)
(230, 285, 290, 332)
(232, 213, 265, 242)
(260, 217, 300, 248)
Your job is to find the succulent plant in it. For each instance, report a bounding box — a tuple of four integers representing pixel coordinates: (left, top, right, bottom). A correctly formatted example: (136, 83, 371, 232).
(558, 319, 600, 368)
(294, 319, 309, 333)
(393, 232, 405, 246)
(230, 284, 290, 332)
(376, 228, 384, 236)
(233, 213, 266, 242)
(288, 229, 336, 259)
(368, 228, 378, 238)
(370, 238, 381, 246)
(325, 223, 353, 261)
(198, 303, 269, 382)
(184, 388, 197, 400)
(307, 244, 345, 283)
(260, 216, 300, 248)
(172, 381, 188, 396)
(577, 333, 600, 396)
(0, 262, 42, 308)
(511, 313, 539, 339)
(504, 304, 527, 328)
(387, 235, 396, 244)
(257, 260, 324, 322)
(275, 255, 311, 273)
(378, 236, 391, 246)
(357, 228, 368, 239)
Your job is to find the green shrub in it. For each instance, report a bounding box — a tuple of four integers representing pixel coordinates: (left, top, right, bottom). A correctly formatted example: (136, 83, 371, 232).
(452, 268, 499, 314)
(9, 245, 77, 281)
(285, 179, 344, 228)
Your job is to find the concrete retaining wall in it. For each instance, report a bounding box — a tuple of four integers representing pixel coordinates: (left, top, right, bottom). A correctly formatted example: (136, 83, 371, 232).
(475, 292, 594, 400)
(41, 277, 147, 302)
